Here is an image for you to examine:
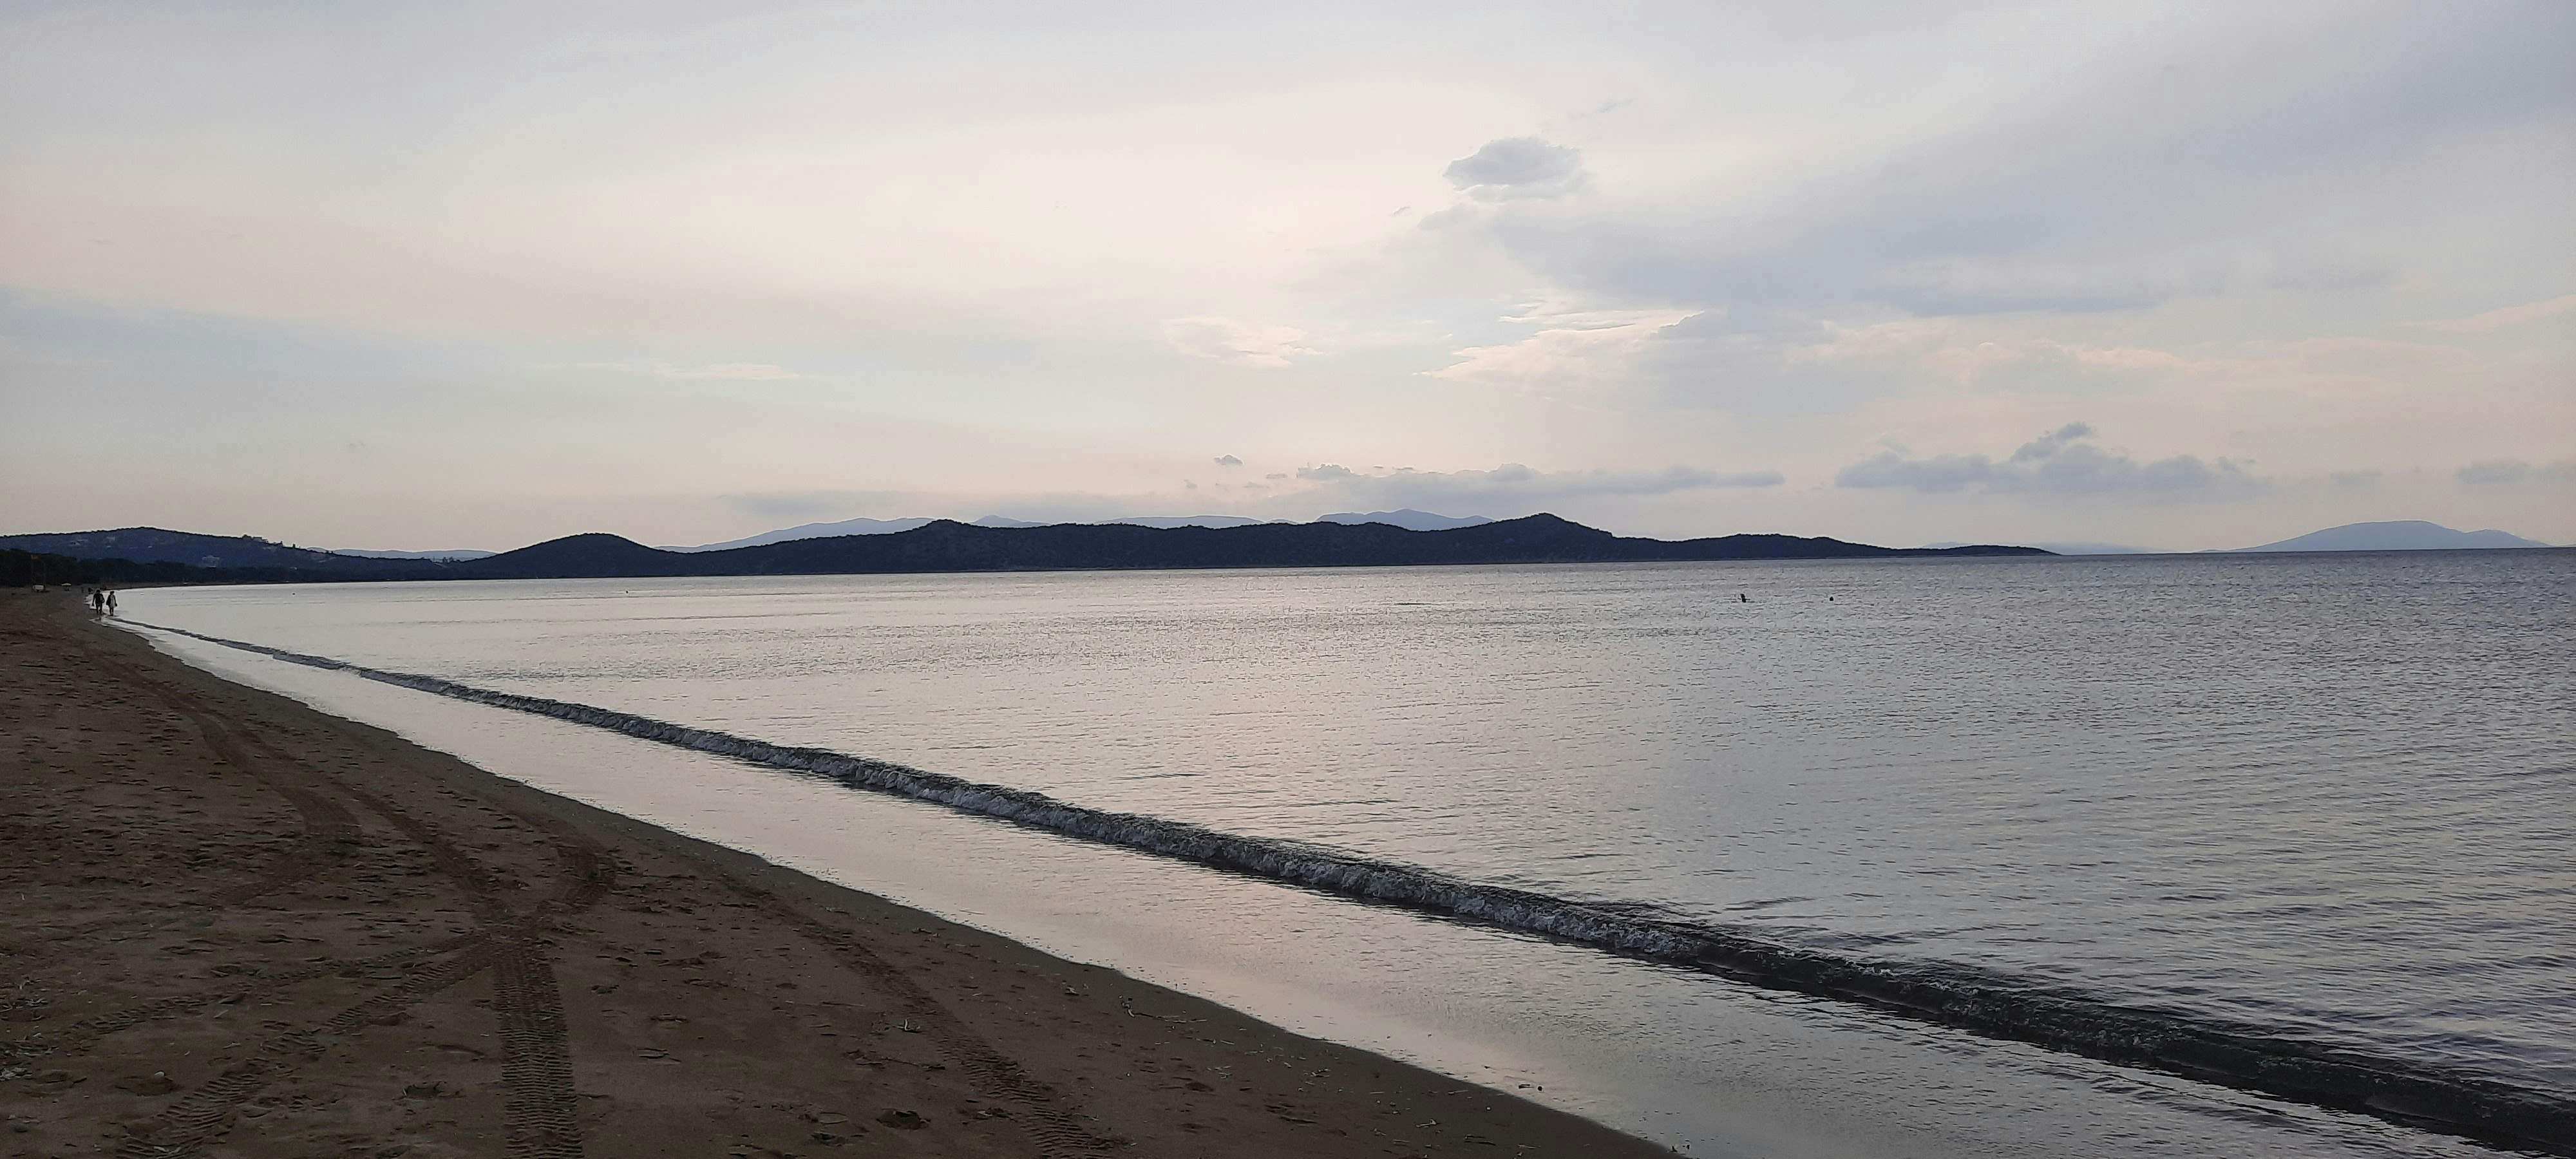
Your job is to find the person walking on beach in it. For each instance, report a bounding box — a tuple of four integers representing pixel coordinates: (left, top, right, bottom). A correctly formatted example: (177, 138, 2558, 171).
(105, 589, 118, 616)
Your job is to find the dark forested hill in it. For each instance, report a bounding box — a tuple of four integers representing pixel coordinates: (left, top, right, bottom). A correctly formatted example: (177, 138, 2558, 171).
(0, 528, 437, 575)
(448, 514, 2047, 580)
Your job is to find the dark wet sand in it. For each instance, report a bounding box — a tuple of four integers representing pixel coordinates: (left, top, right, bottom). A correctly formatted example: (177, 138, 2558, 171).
(1, 591, 1672, 1158)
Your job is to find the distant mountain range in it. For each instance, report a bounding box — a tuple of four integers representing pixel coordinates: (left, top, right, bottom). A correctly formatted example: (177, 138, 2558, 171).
(670, 508, 1488, 550)
(4, 516, 2046, 584)
(2227, 520, 2552, 553)
(1318, 509, 1495, 531)
(672, 516, 940, 551)
(330, 547, 497, 561)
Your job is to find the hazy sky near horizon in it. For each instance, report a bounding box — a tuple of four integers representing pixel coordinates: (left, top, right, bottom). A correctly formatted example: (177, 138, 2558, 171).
(4, 1, 2571, 551)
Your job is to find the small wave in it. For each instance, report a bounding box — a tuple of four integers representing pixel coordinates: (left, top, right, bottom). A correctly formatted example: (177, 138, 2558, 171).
(137, 621, 2576, 1154)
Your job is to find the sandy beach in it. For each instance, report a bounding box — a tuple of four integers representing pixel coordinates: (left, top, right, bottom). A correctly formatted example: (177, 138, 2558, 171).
(0, 590, 1669, 1158)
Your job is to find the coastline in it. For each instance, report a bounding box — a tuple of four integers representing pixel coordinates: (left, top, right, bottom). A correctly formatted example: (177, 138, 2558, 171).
(111, 599, 2576, 1152)
(1, 591, 1671, 1158)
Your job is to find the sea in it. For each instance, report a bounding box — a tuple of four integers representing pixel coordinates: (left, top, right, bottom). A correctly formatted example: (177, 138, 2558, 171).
(122, 549, 2575, 1158)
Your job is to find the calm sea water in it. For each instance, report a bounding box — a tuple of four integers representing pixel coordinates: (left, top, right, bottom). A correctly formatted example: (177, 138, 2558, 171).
(126, 551, 2574, 1153)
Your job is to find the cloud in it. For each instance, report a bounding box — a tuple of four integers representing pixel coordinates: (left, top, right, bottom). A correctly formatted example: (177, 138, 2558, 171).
(1837, 424, 2258, 496)
(2427, 294, 2576, 334)
(2458, 459, 2576, 485)
(2011, 420, 2097, 462)
(1293, 460, 1780, 513)
(1629, 312, 1984, 416)
(1861, 263, 2191, 316)
(1460, 8, 2571, 326)
(1443, 138, 1587, 201)
(1163, 317, 1312, 367)
(658, 362, 800, 380)
(1426, 306, 1695, 393)
(560, 360, 804, 380)
(1213, 454, 1242, 466)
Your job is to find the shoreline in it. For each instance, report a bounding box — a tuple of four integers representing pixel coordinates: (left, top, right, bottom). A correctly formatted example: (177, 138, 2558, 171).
(1, 591, 1672, 1158)
(115, 616, 2576, 1153)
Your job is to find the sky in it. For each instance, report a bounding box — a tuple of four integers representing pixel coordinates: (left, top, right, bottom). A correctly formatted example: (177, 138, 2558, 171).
(3, 1, 2571, 552)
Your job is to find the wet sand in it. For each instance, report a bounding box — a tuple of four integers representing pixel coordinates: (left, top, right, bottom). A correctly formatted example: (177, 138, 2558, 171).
(1, 591, 1670, 1158)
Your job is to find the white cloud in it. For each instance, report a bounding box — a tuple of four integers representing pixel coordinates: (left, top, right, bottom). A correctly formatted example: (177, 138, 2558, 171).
(1426, 306, 1696, 393)
(1294, 461, 1781, 512)
(1163, 317, 1312, 368)
(2427, 294, 2576, 334)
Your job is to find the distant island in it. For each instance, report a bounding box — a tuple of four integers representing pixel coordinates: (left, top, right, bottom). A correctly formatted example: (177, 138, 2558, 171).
(2226, 520, 2552, 553)
(1926, 540, 2163, 556)
(3, 514, 2045, 586)
(671, 507, 1494, 551)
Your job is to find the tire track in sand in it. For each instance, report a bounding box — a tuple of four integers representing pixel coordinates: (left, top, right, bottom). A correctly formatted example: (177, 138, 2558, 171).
(49, 621, 607, 1159)
(684, 853, 1121, 1158)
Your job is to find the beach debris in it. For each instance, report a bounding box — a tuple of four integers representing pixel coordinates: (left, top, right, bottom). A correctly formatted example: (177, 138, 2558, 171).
(113, 1073, 176, 1095)
(874, 1109, 926, 1130)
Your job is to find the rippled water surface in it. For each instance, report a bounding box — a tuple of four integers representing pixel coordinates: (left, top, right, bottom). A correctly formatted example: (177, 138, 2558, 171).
(129, 552, 2576, 1099)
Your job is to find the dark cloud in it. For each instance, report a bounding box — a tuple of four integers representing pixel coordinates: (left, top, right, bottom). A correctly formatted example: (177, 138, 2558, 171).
(1443, 138, 1587, 201)
(1834, 451, 1998, 493)
(2011, 422, 2097, 463)
(1213, 454, 1242, 466)
(1837, 424, 2257, 497)
(1628, 310, 1915, 417)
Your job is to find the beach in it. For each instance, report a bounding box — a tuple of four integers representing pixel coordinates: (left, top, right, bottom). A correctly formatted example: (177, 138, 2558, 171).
(0, 590, 1668, 1158)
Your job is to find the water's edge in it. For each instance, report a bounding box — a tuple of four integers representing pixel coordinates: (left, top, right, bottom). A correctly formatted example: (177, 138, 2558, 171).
(129, 620, 2575, 1155)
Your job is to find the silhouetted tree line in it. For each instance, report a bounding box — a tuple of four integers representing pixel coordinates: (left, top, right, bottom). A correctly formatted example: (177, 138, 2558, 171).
(2, 549, 374, 588)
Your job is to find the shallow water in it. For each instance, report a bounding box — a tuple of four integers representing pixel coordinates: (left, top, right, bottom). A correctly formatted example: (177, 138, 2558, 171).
(124, 551, 2575, 1154)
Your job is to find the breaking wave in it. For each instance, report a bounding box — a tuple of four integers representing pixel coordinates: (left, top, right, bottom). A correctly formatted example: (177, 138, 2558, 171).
(138, 621, 2576, 1154)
